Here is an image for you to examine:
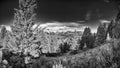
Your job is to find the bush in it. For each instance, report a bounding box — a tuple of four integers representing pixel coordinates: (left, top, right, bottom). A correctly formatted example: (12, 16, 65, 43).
(59, 42, 71, 54)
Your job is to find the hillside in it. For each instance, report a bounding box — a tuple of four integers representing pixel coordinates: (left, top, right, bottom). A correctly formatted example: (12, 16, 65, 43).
(31, 39, 120, 68)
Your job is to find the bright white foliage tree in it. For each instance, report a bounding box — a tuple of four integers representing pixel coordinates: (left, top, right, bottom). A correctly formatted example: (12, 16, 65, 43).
(6, 0, 41, 57)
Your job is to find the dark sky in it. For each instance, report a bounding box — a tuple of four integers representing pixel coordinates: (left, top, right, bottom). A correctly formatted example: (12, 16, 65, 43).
(0, 0, 118, 26)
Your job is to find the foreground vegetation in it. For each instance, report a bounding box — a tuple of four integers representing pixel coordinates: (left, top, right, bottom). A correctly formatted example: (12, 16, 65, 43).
(1, 0, 120, 68)
(1, 39, 120, 68)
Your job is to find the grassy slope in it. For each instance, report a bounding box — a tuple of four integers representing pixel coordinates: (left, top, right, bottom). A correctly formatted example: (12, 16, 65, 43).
(38, 39, 120, 68)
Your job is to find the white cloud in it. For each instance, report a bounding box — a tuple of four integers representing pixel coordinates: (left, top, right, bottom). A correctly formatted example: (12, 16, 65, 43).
(38, 22, 85, 33)
(39, 21, 83, 28)
(100, 20, 110, 23)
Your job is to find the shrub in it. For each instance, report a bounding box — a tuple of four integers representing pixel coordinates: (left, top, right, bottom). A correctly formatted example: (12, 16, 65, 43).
(59, 42, 71, 54)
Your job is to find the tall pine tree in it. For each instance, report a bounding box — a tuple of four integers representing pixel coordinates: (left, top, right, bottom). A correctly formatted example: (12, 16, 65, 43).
(107, 20, 115, 38)
(107, 0, 120, 39)
(6, 0, 41, 57)
(95, 23, 107, 46)
(80, 27, 94, 49)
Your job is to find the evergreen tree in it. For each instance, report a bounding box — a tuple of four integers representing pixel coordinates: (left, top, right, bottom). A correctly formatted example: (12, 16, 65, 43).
(112, 23, 120, 39)
(95, 23, 107, 46)
(80, 27, 94, 49)
(107, 20, 115, 38)
(6, 0, 41, 57)
(115, 0, 120, 21)
(107, 0, 120, 39)
(107, 19, 120, 39)
(81, 27, 92, 44)
(82, 27, 92, 37)
(106, 0, 120, 39)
